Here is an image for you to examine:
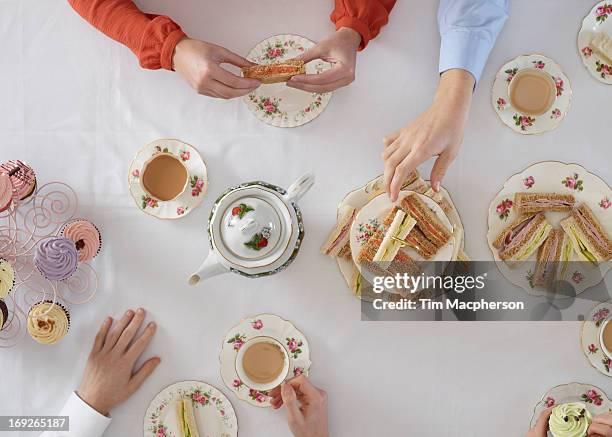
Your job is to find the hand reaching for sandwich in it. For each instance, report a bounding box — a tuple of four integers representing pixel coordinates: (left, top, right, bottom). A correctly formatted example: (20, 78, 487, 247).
(269, 375, 329, 437)
(382, 69, 475, 201)
(76, 308, 160, 416)
(287, 27, 361, 93)
(172, 38, 261, 99)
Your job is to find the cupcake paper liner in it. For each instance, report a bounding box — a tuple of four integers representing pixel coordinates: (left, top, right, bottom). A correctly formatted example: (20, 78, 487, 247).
(0, 299, 8, 330)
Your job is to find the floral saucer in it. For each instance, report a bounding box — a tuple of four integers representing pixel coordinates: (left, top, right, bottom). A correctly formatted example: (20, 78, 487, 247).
(487, 161, 612, 296)
(219, 313, 311, 408)
(492, 54, 572, 135)
(243, 34, 332, 128)
(581, 300, 612, 377)
(530, 382, 611, 432)
(143, 380, 238, 437)
(335, 175, 465, 301)
(128, 139, 208, 220)
(578, 1, 612, 85)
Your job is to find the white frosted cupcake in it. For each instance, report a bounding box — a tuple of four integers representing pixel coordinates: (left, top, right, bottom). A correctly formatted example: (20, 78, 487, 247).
(0, 258, 15, 299)
(549, 402, 592, 437)
(27, 301, 70, 345)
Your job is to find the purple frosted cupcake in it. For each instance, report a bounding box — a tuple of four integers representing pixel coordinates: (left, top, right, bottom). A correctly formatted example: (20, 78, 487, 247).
(34, 237, 78, 281)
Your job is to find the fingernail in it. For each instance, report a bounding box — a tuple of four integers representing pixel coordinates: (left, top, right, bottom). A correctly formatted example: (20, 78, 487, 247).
(148, 322, 156, 329)
(137, 308, 144, 314)
(126, 310, 133, 316)
(290, 76, 302, 82)
(434, 181, 441, 192)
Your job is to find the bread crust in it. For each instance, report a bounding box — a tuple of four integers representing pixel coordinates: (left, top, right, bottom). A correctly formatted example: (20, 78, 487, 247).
(514, 192, 575, 214)
(560, 204, 612, 262)
(400, 193, 452, 248)
(493, 213, 536, 249)
(499, 213, 551, 261)
(242, 60, 305, 84)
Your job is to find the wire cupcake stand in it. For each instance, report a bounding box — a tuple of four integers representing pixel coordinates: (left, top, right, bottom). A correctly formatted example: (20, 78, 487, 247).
(0, 182, 99, 348)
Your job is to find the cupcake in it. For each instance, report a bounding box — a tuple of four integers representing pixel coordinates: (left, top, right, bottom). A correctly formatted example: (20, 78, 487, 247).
(549, 402, 592, 437)
(34, 237, 78, 281)
(61, 219, 102, 262)
(0, 160, 37, 200)
(0, 173, 13, 212)
(0, 299, 8, 330)
(27, 301, 70, 345)
(0, 258, 15, 299)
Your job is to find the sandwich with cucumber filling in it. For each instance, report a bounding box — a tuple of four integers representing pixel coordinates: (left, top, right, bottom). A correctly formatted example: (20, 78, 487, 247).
(373, 209, 416, 262)
(242, 60, 305, 84)
(494, 212, 552, 265)
(357, 227, 421, 279)
(514, 192, 575, 214)
(176, 399, 200, 437)
(532, 228, 573, 287)
(560, 203, 612, 264)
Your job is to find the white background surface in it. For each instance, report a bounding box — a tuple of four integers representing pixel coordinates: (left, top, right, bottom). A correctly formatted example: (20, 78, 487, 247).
(1, 1, 611, 436)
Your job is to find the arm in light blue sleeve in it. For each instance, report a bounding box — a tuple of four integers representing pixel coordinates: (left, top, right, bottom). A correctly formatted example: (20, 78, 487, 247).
(438, 0, 509, 84)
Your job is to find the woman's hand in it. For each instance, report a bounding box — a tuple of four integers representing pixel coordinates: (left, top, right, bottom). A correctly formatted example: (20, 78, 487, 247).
(172, 38, 260, 98)
(76, 308, 160, 416)
(526, 408, 552, 437)
(382, 69, 474, 200)
(589, 411, 612, 436)
(287, 27, 361, 93)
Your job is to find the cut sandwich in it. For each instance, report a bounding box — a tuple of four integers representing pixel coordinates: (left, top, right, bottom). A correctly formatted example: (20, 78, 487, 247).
(321, 205, 356, 258)
(423, 187, 453, 214)
(494, 214, 537, 249)
(399, 170, 421, 191)
(514, 192, 575, 214)
(400, 193, 452, 249)
(532, 229, 564, 287)
(497, 212, 552, 264)
(357, 228, 421, 278)
(383, 206, 437, 259)
(242, 60, 305, 84)
(176, 399, 200, 437)
(373, 209, 416, 262)
(560, 203, 612, 263)
(590, 32, 612, 64)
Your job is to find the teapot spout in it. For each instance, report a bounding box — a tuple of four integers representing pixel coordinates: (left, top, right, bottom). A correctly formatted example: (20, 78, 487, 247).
(188, 252, 226, 285)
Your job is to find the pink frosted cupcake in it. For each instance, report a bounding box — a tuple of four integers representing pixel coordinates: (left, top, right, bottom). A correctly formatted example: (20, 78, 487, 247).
(61, 219, 102, 262)
(0, 174, 13, 212)
(0, 160, 37, 200)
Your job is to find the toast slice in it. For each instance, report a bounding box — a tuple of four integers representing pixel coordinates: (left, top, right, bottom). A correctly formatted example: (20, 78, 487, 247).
(242, 60, 305, 84)
(498, 212, 552, 264)
(560, 203, 612, 263)
(514, 192, 575, 214)
(321, 205, 356, 257)
(400, 193, 452, 249)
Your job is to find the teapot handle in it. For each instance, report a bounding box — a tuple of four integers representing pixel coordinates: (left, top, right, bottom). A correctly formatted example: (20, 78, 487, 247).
(284, 172, 315, 204)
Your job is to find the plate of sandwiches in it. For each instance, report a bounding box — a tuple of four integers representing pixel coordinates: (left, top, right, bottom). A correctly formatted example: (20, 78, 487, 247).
(143, 380, 238, 437)
(487, 161, 612, 296)
(321, 170, 468, 300)
(578, 0, 612, 85)
(242, 34, 332, 128)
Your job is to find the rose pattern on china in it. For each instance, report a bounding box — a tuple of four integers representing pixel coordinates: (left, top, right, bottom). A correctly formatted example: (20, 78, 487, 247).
(232, 379, 243, 388)
(190, 175, 205, 197)
(286, 337, 303, 359)
(582, 46, 593, 58)
(496, 97, 506, 111)
(132, 169, 140, 178)
(562, 173, 584, 191)
(532, 60, 545, 69)
(176, 206, 187, 215)
(603, 357, 611, 373)
(189, 388, 210, 406)
(600, 197, 611, 209)
(227, 333, 247, 350)
(513, 114, 535, 131)
(571, 270, 585, 284)
(249, 388, 269, 403)
(505, 67, 518, 83)
(553, 76, 564, 96)
(297, 94, 324, 119)
(595, 3, 612, 23)
(496, 198, 513, 221)
(293, 367, 304, 377)
(593, 308, 610, 327)
(582, 389, 603, 406)
(231, 203, 254, 219)
(248, 94, 285, 119)
(550, 108, 561, 119)
(251, 319, 263, 330)
(356, 219, 382, 245)
(588, 343, 599, 354)
(523, 176, 535, 189)
(596, 60, 612, 79)
(153, 423, 168, 437)
(546, 397, 556, 408)
(179, 149, 190, 161)
(141, 195, 159, 210)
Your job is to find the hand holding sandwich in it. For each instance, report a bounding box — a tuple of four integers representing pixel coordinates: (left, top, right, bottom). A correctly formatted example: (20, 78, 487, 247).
(287, 27, 361, 93)
(76, 308, 160, 416)
(172, 38, 261, 99)
(382, 69, 475, 201)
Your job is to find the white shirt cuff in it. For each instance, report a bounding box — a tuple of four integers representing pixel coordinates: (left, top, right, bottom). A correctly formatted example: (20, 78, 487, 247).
(40, 392, 111, 437)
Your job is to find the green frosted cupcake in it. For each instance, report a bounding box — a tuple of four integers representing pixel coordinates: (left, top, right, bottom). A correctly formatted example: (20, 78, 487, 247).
(549, 402, 592, 437)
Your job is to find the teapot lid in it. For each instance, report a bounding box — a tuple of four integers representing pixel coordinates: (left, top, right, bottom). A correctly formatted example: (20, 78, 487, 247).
(219, 196, 283, 260)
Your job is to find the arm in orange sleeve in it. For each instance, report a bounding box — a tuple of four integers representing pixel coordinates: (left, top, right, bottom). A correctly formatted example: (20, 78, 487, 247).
(330, 0, 396, 50)
(67, 0, 186, 70)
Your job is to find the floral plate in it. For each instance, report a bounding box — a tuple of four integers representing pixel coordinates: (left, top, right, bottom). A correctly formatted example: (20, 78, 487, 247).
(487, 161, 612, 296)
(128, 139, 208, 220)
(581, 300, 612, 377)
(243, 34, 332, 128)
(578, 1, 612, 85)
(143, 380, 238, 437)
(219, 313, 311, 408)
(335, 175, 465, 301)
(492, 54, 572, 135)
(530, 382, 611, 433)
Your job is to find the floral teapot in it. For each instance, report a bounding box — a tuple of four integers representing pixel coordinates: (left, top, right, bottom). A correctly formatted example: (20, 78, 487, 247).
(188, 173, 314, 284)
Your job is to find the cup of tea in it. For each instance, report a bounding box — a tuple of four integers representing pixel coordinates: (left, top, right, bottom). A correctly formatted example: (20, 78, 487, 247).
(140, 153, 189, 202)
(600, 318, 612, 359)
(508, 68, 557, 116)
(236, 336, 290, 391)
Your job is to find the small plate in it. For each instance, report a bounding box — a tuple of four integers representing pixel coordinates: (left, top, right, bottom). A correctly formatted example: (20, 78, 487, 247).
(530, 382, 611, 433)
(581, 300, 612, 377)
(578, 1, 612, 85)
(143, 380, 238, 437)
(128, 139, 208, 220)
(219, 313, 311, 408)
(243, 34, 332, 128)
(486, 161, 612, 296)
(492, 54, 572, 135)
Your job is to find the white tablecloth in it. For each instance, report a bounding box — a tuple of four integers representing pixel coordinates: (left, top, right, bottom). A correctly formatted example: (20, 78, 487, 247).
(1, 1, 611, 436)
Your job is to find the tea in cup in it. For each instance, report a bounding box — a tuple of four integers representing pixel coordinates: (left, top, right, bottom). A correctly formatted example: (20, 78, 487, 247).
(600, 318, 612, 359)
(508, 68, 557, 116)
(236, 336, 289, 391)
(140, 153, 188, 201)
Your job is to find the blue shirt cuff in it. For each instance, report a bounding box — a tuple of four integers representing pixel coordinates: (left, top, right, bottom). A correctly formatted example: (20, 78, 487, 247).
(439, 29, 495, 84)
